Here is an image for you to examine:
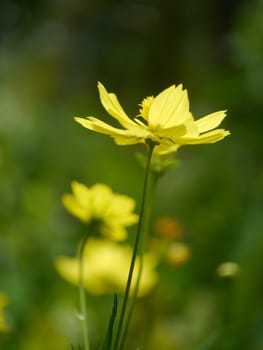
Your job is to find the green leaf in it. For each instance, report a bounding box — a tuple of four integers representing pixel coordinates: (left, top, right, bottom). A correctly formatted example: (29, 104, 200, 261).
(70, 344, 83, 350)
(101, 294, 118, 350)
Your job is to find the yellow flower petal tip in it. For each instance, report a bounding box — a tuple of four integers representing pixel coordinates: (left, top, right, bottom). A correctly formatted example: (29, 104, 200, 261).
(62, 181, 138, 241)
(75, 82, 230, 154)
(55, 239, 158, 297)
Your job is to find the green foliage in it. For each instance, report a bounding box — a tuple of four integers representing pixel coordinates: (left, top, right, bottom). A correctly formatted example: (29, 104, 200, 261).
(71, 345, 83, 350)
(101, 294, 118, 350)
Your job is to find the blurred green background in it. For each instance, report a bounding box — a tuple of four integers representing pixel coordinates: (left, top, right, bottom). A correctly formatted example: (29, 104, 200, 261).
(1, 0, 263, 349)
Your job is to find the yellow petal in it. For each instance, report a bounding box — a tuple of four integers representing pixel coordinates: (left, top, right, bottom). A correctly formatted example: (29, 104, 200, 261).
(101, 225, 127, 241)
(71, 181, 91, 209)
(112, 127, 151, 145)
(104, 194, 137, 220)
(90, 184, 113, 217)
(148, 84, 190, 128)
(55, 256, 79, 284)
(177, 129, 230, 144)
(154, 143, 180, 155)
(62, 181, 92, 221)
(136, 253, 159, 297)
(195, 110, 227, 133)
(75, 116, 150, 142)
(62, 194, 90, 222)
(157, 124, 186, 138)
(98, 82, 138, 129)
(113, 135, 145, 145)
(75, 116, 128, 137)
(55, 255, 107, 294)
(183, 115, 199, 137)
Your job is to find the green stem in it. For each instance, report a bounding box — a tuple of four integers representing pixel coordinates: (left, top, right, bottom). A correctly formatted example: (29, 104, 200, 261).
(78, 236, 90, 350)
(113, 143, 155, 350)
(118, 171, 158, 350)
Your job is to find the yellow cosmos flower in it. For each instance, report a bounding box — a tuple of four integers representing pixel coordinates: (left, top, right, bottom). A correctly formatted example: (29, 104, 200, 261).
(55, 238, 158, 297)
(62, 181, 138, 241)
(75, 82, 230, 154)
(0, 293, 9, 332)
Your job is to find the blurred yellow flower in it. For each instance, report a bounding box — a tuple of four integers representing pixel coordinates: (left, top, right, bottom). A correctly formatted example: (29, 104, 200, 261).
(62, 181, 138, 241)
(217, 261, 240, 278)
(0, 293, 9, 332)
(55, 238, 158, 297)
(75, 82, 230, 154)
(166, 242, 191, 266)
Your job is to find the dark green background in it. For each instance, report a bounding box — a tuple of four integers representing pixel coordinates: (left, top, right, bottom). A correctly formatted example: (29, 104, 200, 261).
(0, 0, 263, 349)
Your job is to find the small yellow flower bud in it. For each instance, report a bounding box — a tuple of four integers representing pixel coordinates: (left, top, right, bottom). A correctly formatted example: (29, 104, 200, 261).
(166, 242, 191, 266)
(217, 262, 240, 278)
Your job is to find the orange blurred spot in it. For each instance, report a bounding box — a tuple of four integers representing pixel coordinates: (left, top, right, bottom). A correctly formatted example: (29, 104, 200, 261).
(154, 216, 183, 239)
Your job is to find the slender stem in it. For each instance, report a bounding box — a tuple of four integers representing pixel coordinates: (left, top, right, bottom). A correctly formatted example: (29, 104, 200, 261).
(78, 236, 90, 350)
(118, 171, 158, 350)
(113, 143, 155, 350)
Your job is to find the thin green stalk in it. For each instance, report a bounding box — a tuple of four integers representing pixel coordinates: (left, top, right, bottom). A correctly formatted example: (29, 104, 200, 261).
(79, 236, 90, 350)
(113, 143, 155, 350)
(118, 172, 158, 350)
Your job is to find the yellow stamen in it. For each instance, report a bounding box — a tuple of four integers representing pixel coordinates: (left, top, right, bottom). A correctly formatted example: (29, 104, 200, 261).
(139, 96, 154, 120)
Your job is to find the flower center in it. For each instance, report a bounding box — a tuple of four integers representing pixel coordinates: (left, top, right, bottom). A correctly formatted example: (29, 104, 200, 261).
(139, 96, 154, 121)
(87, 218, 104, 236)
